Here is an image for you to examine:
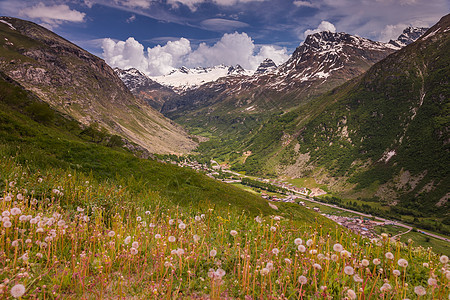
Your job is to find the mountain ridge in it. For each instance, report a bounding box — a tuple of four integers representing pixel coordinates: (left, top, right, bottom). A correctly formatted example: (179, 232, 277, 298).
(0, 16, 197, 154)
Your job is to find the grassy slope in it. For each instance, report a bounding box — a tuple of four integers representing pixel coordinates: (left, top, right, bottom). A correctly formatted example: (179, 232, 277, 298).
(0, 72, 275, 216)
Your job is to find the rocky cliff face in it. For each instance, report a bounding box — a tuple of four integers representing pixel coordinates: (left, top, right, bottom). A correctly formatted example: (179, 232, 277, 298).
(114, 67, 176, 111)
(0, 17, 197, 154)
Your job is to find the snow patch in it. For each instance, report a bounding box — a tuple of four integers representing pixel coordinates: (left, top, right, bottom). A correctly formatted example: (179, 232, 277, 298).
(0, 19, 16, 30)
(422, 28, 440, 40)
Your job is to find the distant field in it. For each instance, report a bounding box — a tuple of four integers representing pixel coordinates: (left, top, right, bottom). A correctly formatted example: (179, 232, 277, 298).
(399, 232, 450, 256)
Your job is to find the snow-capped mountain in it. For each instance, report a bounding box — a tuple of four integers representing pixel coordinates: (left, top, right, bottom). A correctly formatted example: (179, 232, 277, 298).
(254, 59, 277, 75)
(162, 31, 398, 115)
(114, 67, 176, 111)
(388, 27, 429, 48)
(151, 65, 252, 93)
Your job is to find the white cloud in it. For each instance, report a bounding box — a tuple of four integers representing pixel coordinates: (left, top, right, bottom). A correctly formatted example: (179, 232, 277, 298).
(200, 18, 249, 31)
(293, 1, 316, 8)
(120, 0, 152, 8)
(303, 20, 336, 38)
(20, 2, 86, 27)
(102, 32, 289, 76)
(167, 0, 267, 11)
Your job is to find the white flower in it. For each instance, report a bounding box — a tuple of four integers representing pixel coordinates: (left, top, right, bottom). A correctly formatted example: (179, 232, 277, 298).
(361, 259, 369, 267)
(333, 243, 343, 252)
(294, 238, 303, 245)
(168, 236, 176, 243)
(10, 284, 26, 298)
(414, 286, 426, 296)
(124, 236, 131, 244)
(2, 210, 10, 217)
(398, 258, 408, 268)
(298, 275, 307, 284)
(169, 219, 175, 225)
(393, 269, 401, 276)
(385, 252, 394, 260)
(10, 207, 21, 215)
(373, 258, 381, 265)
(194, 215, 201, 221)
(298, 245, 306, 252)
(255, 216, 262, 223)
(3, 220, 12, 228)
(230, 230, 238, 236)
(260, 268, 269, 276)
(210, 249, 217, 257)
(380, 283, 392, 292)
(344, 266, 354, 275)
(440, 255, 449, 264)
(178, 223, 186, 230)
(272, 248, 279, 255)
(427, 278, 437, 286)
(347, 289, 357, 300)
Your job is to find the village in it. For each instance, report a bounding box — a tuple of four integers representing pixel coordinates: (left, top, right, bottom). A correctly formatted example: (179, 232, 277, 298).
(169, 157, 402, 240)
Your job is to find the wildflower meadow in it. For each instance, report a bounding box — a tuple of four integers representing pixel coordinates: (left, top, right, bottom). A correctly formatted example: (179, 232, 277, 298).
(0, 156, 449, 299)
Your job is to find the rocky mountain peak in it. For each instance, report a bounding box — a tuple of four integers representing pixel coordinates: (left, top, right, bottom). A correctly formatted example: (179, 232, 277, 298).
(388, 26, 428, 48)
(227, 64, 245, 75)
(254, 58, 277, 74)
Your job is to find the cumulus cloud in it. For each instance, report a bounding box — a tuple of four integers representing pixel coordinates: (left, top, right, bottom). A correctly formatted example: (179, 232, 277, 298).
(20, 2, 86, 28)
(102, 32, 289, 76)
(126, 14, 137, 23)
(303, 20, 336, 38)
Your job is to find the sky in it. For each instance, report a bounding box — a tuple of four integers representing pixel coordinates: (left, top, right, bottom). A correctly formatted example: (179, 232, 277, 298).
(0, 0, 448, 76)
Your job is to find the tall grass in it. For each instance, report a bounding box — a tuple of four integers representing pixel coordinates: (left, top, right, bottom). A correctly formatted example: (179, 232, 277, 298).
(0, 156, 448, 299)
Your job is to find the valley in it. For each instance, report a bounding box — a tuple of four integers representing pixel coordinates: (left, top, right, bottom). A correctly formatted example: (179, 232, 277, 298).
(0, 7, 449, 299)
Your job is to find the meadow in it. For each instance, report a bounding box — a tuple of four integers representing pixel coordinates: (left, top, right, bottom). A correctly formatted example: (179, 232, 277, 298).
(1, 157, 449, 299)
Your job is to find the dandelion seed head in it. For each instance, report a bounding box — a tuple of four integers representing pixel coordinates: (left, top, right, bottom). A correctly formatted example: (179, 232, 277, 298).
(124, 236, 131, 244)
(440, 255, 449, 264)
(380, 283, 392, 292)
(260, 268, 269, 276)
(210, 249, 217, 257)
(130, 247, 138, 255)
(361, 259, 370, 267)
(373, 258, 381, 265)
(414, 286, 426, 296)
(333, 243, 343, 252)
(168, 236, 176, 243)
(298, 275, 307, 284)
(393, 269, 401, 276)
(428, 278, 437, 286)
(385, 252, 394, 260)
(306, 239, 313, 247)
(313, 263, 322, 270)
(177, 248, 185, 255)
(230, 230, 238, 236)
(344, 266, 354, 275)
(272, 248, 279, 255)
(132, 241, 139, 248)
(298, 245, 306, 253)
(193, 234, 200, 243)
(178, 223, 186, 230)
(398, 258, 408, 268)
(294, 238, 302, 245)
(10, 284, 26, 298)
(108, 231, 115, 237)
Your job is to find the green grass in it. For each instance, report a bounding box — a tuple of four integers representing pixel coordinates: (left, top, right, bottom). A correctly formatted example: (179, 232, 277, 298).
(399, 232, 450, 256)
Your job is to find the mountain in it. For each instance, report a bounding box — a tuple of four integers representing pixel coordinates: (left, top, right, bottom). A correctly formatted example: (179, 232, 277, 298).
(237, 15, 450, 226)
(151, 64, 252, 93)
(254, 58, 277, 74)
(389, 26, 429, 48)
(0, 16, 197, 155)
(162, 31, 397, 119)
(114, 67, 176, 111)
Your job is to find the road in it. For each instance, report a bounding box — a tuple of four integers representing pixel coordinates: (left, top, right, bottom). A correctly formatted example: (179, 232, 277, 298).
(292, 192, 449, 242)
(222, 169, 449, 243)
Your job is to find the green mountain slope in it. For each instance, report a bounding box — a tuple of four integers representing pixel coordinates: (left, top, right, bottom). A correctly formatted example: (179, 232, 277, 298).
(236, 15, 450, 226)
(0, 16, 196, 155)
(0, 71, 277, 216)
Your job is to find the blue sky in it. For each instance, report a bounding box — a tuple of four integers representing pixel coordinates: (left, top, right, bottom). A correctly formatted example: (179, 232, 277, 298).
(0, 0, 448, 75)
